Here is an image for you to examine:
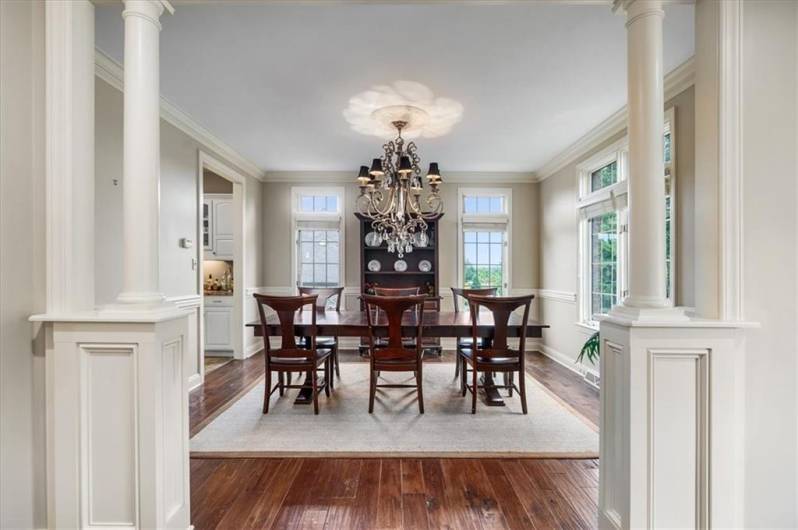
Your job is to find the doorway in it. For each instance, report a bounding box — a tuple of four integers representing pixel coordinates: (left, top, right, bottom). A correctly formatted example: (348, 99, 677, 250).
(197, 151, 247, 385)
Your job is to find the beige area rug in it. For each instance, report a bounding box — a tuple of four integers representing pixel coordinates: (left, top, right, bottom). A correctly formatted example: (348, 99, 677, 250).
(190, 363, 598, 458)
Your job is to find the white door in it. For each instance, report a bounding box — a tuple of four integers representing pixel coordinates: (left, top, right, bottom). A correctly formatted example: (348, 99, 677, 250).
(202, 199, 213, 251)
(204, 307, 233, 350)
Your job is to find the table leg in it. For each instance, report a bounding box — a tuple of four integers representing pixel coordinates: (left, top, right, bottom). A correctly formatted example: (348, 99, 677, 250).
(293, 370, 314, 405)
(480, 372, 506, 407)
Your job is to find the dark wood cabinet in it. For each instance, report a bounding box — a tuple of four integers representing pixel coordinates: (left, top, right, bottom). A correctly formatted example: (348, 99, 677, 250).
(356, 213, 443, 353)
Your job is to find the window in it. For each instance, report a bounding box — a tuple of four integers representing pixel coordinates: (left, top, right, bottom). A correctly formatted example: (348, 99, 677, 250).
(577, 109, 677, 327)
(291, 187, 345, 290)
(589, 212, 619, 319)
(458, 189, 511, 295)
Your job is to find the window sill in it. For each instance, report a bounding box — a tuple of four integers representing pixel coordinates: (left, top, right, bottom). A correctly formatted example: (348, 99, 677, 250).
(575, 321, 599, 334)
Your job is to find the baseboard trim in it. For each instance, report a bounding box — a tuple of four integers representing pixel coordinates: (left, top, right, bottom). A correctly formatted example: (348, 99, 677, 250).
(537, 343, 599, 389)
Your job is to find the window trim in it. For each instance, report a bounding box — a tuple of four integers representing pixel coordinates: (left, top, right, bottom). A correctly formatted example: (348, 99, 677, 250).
(576, 108, 677, 328)
(290, 186, 345, 291)
(457, 187, 512, 293)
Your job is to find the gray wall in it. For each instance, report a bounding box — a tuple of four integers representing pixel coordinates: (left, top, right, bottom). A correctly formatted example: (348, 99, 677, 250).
(0, 1, 47, 527)
(537, 86, 696, 372)
(96, 78, 201, 302)
(261, 180, 539, 299)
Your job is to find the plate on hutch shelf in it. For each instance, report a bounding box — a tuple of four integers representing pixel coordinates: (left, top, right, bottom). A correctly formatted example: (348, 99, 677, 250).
(418, 260, 432, 272)
(365, 231, 382, 247)
(393, 260, 408, 272)
(367, 259, 381, 272)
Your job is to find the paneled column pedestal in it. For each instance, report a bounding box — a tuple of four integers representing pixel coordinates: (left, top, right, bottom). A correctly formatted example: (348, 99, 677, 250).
(598, 316, 753, 529)
(32, 309, 191, 529)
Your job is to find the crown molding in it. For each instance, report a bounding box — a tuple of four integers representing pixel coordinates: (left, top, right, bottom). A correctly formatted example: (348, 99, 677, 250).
(262, 170, 537, 184)
(94, 48, 266, 182)
(534, 55, 695, 183)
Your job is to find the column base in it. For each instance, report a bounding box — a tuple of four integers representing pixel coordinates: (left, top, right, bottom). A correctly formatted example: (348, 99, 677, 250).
(598, 316, 754, 529)
(606, 303, 691, 323)
(32, 312, 191, 529)
(115, 290, 167, 306)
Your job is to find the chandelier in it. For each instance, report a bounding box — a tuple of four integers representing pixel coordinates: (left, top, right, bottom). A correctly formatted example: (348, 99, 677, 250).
(355, 106, 444, 258)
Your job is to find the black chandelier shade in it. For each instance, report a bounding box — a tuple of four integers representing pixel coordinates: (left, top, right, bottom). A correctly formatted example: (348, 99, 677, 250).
(369, 158, 384, 177)
(427, 162, 441, 181)
(398, 155, 413, 174)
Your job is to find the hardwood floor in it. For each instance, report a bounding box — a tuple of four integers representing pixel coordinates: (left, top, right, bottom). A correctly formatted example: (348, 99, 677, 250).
(190, 457, 599, 530)
(189, 350, 601, 529)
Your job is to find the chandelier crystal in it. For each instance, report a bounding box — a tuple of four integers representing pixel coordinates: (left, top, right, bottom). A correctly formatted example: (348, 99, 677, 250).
(355, 107, 444, 258)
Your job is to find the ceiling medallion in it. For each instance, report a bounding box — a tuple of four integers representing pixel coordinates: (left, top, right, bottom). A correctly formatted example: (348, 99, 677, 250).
(355, 104, 444, 258)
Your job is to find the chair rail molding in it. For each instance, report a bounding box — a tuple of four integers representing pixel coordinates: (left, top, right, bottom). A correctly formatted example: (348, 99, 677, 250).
(534, 56, 695, 182)
(537, 289, 578, 303)
(95, 48, 266, 182)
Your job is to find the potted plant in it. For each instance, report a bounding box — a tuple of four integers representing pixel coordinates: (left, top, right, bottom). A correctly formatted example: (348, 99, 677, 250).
(576, 331, 600, 366)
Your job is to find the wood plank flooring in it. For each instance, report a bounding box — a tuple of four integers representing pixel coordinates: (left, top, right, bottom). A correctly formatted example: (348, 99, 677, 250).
(189, 350, 601, 529)
(191, 457, 599, 529)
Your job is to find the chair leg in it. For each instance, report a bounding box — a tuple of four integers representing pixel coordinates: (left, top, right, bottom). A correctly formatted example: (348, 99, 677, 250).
(323, 360, 331, 397)
(312, 369, 319, 415)
(278, 372, 284, 396)
(263, 368, 272, 414)
(519, 369, 527, 414)
(454, 347, 460, 378)
(368, 367, 376, 413)
(287, 372, 292, 386)
(416, 368, 424, 414)
(333, 343, 341, 378)
(506, 372, 513, 397)
(461, 356, 467, 397)
(471, 365, 478, 414)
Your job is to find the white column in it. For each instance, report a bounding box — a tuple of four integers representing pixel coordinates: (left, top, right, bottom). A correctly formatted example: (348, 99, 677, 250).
(615, 0, 670, 314)
(116, 0, 173, 306)
(45, 0, 95, 312)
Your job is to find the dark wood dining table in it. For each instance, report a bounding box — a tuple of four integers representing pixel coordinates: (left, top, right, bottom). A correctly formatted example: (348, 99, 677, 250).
(246, 310, 548, 406)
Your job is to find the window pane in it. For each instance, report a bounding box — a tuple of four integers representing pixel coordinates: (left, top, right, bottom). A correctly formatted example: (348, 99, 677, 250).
(590, 161, 618, 192)
(464, 231, 477, 243)
(477, 243, 490, 263)
(490, 243, 503, 264)
(326, 195, 337, 212)
(297, 228, 341, 287)
(326, 242, 339, 263)
(664, 132, 672, 163)
(300, 196, 314, 212)
(489, 231, 503, 244)
(464, 196, 477, 214)
(300, 242, 313, 263)
(464, 243, 477, 265)
(489, 197, 502, 213)
(476, 231, 489, 243)
(476, 196, 490, 213)
(589, 211, 618, 320)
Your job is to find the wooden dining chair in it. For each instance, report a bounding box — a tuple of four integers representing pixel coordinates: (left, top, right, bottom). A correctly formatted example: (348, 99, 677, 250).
(253, 293, 333, 415)
(450, 287, 498, 379)
(298, 286, 344, 379)
(371, 286, 421, 348)
(459, 294, 535, 414)
(362, 294, 427, 414)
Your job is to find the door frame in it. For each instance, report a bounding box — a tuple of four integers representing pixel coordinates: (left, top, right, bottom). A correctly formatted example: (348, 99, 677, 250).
(197, 150, 248, 375)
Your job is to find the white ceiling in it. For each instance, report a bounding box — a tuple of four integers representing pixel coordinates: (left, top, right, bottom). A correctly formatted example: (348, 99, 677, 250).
(95, 2, 694, 174)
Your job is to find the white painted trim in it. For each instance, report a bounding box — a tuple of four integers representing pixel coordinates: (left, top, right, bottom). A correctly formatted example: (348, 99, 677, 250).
(95, 48, 265, 182)
(198, 151, 248, 361)
(537, 289, 577, 303)
(538, 343, 600, 385)
(165, 294, 201, 310)
(718, 0, 744, 321)
(264, 170, 536, 184)
(535, 56, 695, 181)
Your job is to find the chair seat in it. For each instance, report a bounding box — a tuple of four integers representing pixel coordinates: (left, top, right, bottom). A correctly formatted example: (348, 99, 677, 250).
(457, 337, 486, 347)
(269, 347, 332, 366)
(459, 348, 519, 366)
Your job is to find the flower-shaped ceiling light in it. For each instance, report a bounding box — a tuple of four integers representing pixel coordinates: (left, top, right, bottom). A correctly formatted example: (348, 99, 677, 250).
(343, 80, 464, 139)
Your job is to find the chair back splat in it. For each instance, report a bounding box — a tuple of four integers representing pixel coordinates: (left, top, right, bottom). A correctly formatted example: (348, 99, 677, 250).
(298, 286, 343, 312)
(467, 294, 534, 357)
(450, 287, 498, 313)
(373, 286, 421, 297)
(254, 293, 318, 359)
